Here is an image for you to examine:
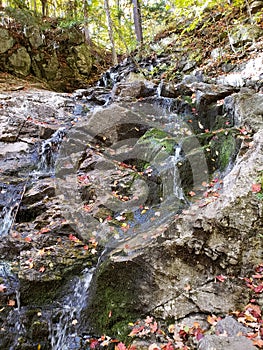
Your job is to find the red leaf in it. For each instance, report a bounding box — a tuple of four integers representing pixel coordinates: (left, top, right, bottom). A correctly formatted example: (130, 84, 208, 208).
(90, 339, 99, 349)
(254, 284, 263, 293)
(145, 316, 153, 324)
(129, 326, 144, 336)
(150, 321, 158, 333)
(252, 183, 261, 193)
(215, 275, 227, 282)
(116, 342, 127, 350)
(69, 234, 80, 242)
(39, 266, 45, 273)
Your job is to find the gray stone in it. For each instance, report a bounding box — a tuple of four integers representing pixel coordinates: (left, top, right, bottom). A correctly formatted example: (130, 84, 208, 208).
(198, 335, 256, 350)
(229, 24, 262, 47)
(112, 80, 155, 99)
(73, 44, 93, 76)
(216, 316, 250, 336)
(8, 47, 31, 76)
(26, 27, 44, 49)
(224, 91, 263, 131)
(0, 27, 14, 54)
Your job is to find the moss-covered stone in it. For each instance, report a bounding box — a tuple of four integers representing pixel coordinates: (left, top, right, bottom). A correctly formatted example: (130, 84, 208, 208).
(138, 128, 177, 155)
(86, 259, 142, 340)
(197, 129, 240, 172)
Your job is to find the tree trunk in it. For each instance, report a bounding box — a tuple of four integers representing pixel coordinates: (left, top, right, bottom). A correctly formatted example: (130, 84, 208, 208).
(132, 0, 143, 45)
(41, 0, 47, 16)
(83, 0, 91, 44)
(104, 0, 118, 66)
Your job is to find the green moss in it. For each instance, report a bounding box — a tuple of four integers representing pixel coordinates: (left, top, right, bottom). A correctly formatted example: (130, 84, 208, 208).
(87, 260, 141, 341)
(196, 129, 238, 172)
(139, 128, 176, 155)
(211, 132, 237, 170)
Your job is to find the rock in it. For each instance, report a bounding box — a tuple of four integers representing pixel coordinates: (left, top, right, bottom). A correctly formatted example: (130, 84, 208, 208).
(112, 80, 156, 100)
(229, 24, 262, 47)
(189, 82, 237, 129)
(250, 0, 263, 14)
(0, 27, 14, 54)
(224, 91, 263, 131)
(215, 316, 251, 336)
(198, 335, 256, 350)
(42, 53, 59, 80)
(0, 23, 105, 91)
(86, 127, 263, 335)
(210, 47, 226, 61)
(73, 44, 93, 76)
(158, 81, 192, 98)
(8, 47, 31, 76)
(26, 27, 44, 49)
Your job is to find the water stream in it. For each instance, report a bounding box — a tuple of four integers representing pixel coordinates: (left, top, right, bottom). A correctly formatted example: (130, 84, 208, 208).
(0, 182, 26, 237)
(50, 268, 95, 350)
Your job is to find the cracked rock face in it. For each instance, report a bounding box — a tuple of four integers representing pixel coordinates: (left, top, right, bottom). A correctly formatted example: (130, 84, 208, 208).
(86, 117, 263, 336)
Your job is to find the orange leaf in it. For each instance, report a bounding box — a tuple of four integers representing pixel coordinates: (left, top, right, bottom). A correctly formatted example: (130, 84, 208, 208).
(8, 299, 16, 306)
(39, 266, 45, 273)
(253, 339, 263, 348)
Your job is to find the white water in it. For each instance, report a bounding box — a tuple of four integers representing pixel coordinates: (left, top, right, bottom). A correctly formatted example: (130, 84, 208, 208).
(50, 268, 94, 350)
(37, 127, 66, 175)
(0, 205, 14, 236)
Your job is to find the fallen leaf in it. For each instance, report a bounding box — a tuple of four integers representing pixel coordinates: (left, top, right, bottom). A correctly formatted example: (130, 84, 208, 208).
(148, 343, 160, 350)
(253, 339, 263, 348)
(8, 299, 16, 306)
(39, 266, 45, 273)
(252, 183, 261, 193)
(0, 284, 7, 293)
(150, 321, 158, 333)
(116, 342, 127, 350)
(215, 275, 227, 282)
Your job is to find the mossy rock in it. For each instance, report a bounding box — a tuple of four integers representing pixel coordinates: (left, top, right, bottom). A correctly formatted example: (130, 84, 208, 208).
(85, 259, 142, 340)
(197, 129, 240, 173)
(138, 128, 177, 155)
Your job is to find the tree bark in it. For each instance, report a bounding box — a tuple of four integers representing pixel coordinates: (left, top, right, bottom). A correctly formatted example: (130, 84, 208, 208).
(132, 0, 143, 45)
(83, 0, 91, 44)
(41, 0, 48, 16)
(104, 0, 118, 66)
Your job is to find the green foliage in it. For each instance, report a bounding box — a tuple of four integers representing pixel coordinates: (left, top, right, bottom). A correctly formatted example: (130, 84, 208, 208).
(1, 0, 253, 56)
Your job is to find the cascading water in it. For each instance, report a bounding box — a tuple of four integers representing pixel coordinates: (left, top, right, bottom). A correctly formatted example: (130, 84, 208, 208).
(50, 268, 95, 350)
(0, 182, 26, 236)
(37, 127, 67, 176)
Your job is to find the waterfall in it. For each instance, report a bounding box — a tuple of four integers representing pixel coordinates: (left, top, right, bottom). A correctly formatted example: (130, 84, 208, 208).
(50, 268, 95, 350)
(37, 127, 66, 175)
(0, 182, 26, 236)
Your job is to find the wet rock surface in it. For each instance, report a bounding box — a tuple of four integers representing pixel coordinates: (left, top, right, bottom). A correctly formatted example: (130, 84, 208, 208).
(0, 47, 262, 349)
